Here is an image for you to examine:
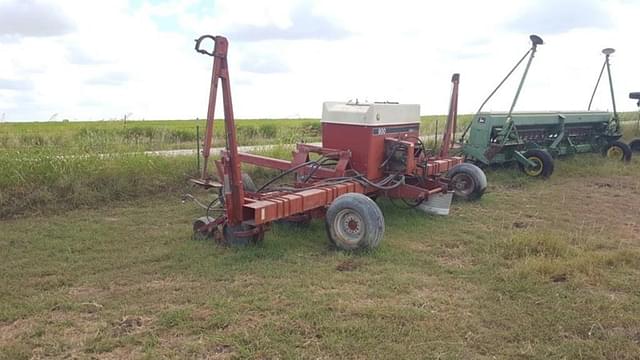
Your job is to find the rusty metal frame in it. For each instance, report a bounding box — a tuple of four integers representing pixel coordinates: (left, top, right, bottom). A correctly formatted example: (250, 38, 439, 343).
(440, 73, 460, 158)
(236, 144, 351, 180)
(196, 35, 244, 226)
(193, 35, 468, 243)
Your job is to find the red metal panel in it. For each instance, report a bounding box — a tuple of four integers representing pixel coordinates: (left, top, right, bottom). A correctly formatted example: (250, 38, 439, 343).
(387, 183, 445, 199)
(322, 123, 420, 179)
(238, 152, 292, 170)
(238, 152, 349, 177)
(243, 181, 365, 224)
(434, 160, 447, 174)
(424, 157, 463, 176)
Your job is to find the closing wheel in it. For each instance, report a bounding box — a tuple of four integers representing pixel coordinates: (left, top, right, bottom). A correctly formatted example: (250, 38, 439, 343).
(241, 172, 257, 192)
(219, 172, 256, 206)
(447, 163, 487, 201)
(325, 193, 384, 251)
(518, 149, 554, 178)
(602, 141, 632, 162)
(192, 216, 215, 240)
(222, 223, 263, 246)
(630, 139, 640, 153)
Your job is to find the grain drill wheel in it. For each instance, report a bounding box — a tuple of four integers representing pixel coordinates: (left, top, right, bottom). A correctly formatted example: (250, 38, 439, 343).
(325, 193, 384, 251)
(518, 149, 554, 178)
(602, 141, 632, 162)
(630, 139, 640, 153)
(447, 163, 487, 201)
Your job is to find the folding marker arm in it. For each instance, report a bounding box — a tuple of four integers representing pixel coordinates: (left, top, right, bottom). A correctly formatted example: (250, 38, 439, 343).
(194, 35, 244, 225)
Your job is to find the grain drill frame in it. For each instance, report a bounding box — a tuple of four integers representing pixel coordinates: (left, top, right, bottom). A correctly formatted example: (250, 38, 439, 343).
(459, 35, 634, 179)
(189, 35, 486, 250)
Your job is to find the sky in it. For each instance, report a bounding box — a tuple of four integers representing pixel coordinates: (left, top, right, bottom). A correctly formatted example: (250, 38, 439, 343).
(0, 0, 639, 121)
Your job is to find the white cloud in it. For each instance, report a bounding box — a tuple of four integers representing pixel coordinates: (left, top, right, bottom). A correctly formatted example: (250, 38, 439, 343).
(0, 78, 33, 90)
(228, 5, 350, 41)
(0, 0, 639, 121)
(509, 0, 612, 34)
(0, 0, 75, 38)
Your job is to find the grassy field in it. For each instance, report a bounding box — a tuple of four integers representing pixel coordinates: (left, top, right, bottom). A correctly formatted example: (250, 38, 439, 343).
(1, 155, 639, 359)
(0, 118, 321, 153)
(2, 113, 638, 219)
(0, 145, 296, 219)
(1, 114, 639, 358)
(0, 115, 478, 153)
(0, 151, 197, 218)
(0, 114, 462, 219)
(2, 112, 638, 154)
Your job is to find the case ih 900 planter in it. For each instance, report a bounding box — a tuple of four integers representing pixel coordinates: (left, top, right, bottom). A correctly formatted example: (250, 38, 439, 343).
(189, 35, 486, 250)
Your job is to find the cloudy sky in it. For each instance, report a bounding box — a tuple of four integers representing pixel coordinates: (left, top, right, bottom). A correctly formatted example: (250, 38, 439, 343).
(1, 0, 639, 121)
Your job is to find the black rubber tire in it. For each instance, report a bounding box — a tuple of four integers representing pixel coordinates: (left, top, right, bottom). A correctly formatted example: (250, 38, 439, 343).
(192, 216, 215, 240)
(629, 139, 640, 153)
(219, 172, 256, 206)
(447, 163, 487, 201)
(602, 141, 632, 162)
(241, 172, 257, 192)
(518, 149, 554, 178)
(222, 223, 262, 246)
(325, 193, 384, 251)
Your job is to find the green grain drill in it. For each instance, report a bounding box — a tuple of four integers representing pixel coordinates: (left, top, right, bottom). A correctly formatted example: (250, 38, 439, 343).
(459, 36, 635, 178)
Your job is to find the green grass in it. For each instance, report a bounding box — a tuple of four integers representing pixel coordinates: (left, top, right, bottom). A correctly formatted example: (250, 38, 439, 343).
(1, 117, 638, 220)
(1, 155, 639, 358)
(0, 149, 198, 218)
(0, 143, 300, 219)
(0, 114, 477, 154)
(1, 112, 639, 357)
(2, 112, 637, 154)
(0, 118, 322, 153)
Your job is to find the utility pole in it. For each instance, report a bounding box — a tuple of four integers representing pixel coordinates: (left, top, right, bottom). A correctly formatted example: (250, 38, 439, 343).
(123, 112, 133, 125)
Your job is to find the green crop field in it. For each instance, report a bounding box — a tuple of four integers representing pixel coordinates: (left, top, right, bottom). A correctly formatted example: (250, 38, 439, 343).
(1, 112, 637, 154)
(1, 114, 639, 358)
(0, 118, 321, 153)
(0, 115, 483, 154)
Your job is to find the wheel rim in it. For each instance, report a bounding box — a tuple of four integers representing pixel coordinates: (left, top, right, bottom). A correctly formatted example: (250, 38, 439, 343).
(524, 156, 544, 177)
(193, 219, 208, 240)
(606, 146, 624, 160)
(334, 208, 364, 245)
(451, 173, 475, 196)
